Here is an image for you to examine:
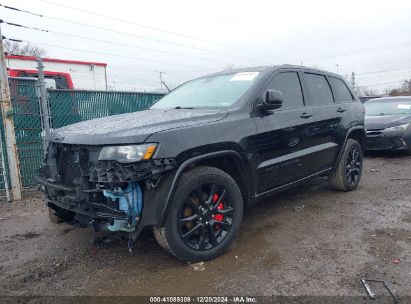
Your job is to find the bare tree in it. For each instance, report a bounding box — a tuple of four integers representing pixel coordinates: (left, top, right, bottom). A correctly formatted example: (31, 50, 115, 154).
(362, 88, 379, 96)
(386, 79, 411, 96)
(4, 41, 47, 57)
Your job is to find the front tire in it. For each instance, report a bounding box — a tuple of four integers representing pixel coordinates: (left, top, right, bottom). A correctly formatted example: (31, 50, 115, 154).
(154, 166, 243, 262)
(329, 139, 363, 191)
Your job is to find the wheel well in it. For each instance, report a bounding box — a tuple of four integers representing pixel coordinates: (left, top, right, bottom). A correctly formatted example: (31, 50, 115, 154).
(190, 155, 249, 206)
(347, 129, 366, 151)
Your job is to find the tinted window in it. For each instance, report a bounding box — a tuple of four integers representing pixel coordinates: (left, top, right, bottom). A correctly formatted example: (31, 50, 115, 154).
(304, 73, 334, 105)
(329, 77, 354, 102)
(271, 72, 304, 109)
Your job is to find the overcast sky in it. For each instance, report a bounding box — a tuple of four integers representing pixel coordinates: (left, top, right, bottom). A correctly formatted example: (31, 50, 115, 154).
(2, 0, 411, 92)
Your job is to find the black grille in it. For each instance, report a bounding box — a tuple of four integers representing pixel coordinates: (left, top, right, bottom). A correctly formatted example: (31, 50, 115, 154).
(57, 147, 89, 185)
(60, 151, 81, 185)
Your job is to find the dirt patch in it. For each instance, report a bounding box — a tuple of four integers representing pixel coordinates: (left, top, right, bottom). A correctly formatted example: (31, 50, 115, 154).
(13, 232, 41, 240)
(0, 152, 410, 296)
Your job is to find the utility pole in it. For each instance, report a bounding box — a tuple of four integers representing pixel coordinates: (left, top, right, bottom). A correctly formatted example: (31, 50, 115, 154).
(37, 58, 51, 153)
(336, 64, 339, 74)
(351, 72, 356, 91)
(0, 26, 22, 200)
(157, 71, 166, 92)
(162, 80, 171, 93)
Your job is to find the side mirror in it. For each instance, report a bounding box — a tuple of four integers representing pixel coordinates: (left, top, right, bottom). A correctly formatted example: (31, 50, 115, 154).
(257, 90, 283, 112)
(265, 90, 283, 109)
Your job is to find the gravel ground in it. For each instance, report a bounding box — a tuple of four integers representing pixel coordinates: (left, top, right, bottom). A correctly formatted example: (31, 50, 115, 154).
(0, 152, 410, 299)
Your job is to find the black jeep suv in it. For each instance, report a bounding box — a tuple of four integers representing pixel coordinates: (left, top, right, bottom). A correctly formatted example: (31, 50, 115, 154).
(36, 65, 366, 262)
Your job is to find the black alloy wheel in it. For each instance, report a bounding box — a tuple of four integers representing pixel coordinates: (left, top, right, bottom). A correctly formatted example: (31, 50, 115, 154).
(345, 145, 362, 187)
(177, 182, 234, 251)
(329, 139, 363, 191)
(153, 166, 243, 262)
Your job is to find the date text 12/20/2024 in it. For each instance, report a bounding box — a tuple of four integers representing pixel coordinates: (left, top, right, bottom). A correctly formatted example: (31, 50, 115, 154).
(149, 296, 257, 303)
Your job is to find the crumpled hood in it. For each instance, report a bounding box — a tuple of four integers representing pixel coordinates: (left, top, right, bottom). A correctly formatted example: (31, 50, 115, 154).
(365, 114, 411, 130)
(50, 108, 228, 145)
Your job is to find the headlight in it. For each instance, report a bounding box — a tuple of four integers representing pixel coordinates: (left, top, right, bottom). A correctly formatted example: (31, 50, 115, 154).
(383, 123, 409, 133)
(98, 144, 157, 163)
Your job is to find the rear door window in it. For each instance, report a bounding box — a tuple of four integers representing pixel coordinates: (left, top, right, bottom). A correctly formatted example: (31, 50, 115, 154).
(329, 77, 354, 103)
(304, 73, 334, 105)
(270, 72, 304, 109)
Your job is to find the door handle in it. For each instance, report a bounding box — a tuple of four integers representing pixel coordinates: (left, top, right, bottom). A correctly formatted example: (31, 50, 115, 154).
(300, 113, 313, 119)
(337, 107, 346, 113)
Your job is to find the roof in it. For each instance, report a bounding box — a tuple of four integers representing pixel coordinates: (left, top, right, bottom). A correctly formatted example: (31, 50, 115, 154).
(5, 55, 107, 67)
(202, 64, 342, 78)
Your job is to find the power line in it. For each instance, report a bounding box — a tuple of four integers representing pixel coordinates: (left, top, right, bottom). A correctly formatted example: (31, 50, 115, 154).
(0, 19, 48, 32)
(357, 80, 405, 88)
(340, 59, 411, 71)
(2, 20, 241, 65)
(34, 0, 288, 62)
(298, 41, 411, 63)
(107, 65, 208, 74)
(0, 3, 42, 17)
(356, 67, 411, 76)
(7, 38, 220, 71)
(0, 4, 273, 65)
(357, 71, 411, 82)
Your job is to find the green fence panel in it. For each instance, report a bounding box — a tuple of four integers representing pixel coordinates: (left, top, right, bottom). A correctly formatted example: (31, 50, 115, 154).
(48, 90, 164, 128)
(2, 84, 164, 189)
(9, 78, 43, 187)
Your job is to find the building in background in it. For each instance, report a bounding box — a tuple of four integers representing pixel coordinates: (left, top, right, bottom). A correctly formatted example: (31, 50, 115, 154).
(6, 55, 107, 90)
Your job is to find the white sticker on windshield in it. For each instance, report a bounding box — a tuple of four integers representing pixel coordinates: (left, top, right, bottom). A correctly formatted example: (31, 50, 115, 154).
(230, 72, 259, 81)
(397, 104, 411, 110)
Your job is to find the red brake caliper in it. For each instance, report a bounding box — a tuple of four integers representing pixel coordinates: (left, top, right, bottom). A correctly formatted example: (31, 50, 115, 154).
(213, 194, 224, 223)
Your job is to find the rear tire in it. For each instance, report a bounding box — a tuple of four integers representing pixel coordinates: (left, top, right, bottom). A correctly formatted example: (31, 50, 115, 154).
(329, 139, 363, 191)
(154, 166, 243, 262)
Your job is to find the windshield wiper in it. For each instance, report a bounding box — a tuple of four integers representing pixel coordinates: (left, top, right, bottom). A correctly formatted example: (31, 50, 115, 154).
(174, 106, 194, 109)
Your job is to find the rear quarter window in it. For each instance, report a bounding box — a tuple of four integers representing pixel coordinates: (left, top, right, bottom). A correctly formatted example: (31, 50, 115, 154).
(304, 73, 334, 105)
(329, 77, 354, 103)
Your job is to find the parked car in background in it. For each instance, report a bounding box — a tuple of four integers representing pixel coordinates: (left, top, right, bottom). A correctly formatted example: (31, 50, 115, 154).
(364, 96, 411, 154)
(36, 65, 366, 262)
(359, 96, 382, 103)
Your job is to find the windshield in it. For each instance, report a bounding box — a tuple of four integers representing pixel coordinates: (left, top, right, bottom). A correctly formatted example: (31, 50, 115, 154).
(150, 72, 260, 109)
(365, 99, 411, 116)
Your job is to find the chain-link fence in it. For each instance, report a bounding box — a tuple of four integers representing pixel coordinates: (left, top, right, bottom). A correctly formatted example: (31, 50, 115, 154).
(48, 90, 164, 128)
(0, 79, 164, 193)
(9, 78, 43, 187)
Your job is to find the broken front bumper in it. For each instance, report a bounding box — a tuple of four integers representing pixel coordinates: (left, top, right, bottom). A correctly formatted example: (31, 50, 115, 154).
(35, 174, 127, 220)
(36, 143, 177, 232)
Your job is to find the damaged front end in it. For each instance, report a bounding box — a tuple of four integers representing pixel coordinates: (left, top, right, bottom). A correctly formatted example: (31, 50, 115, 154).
(36, 143, 177, 238)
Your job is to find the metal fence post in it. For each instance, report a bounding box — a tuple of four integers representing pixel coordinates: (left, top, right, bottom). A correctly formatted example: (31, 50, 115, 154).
(0, 26, 22, 200)
(37, 58, 51, 153)
(0, 126, 11, 201)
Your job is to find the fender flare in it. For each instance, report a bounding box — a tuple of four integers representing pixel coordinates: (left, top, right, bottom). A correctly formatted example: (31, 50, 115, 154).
(334, 126, 366, 170)
(159, 150, 249, 226)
